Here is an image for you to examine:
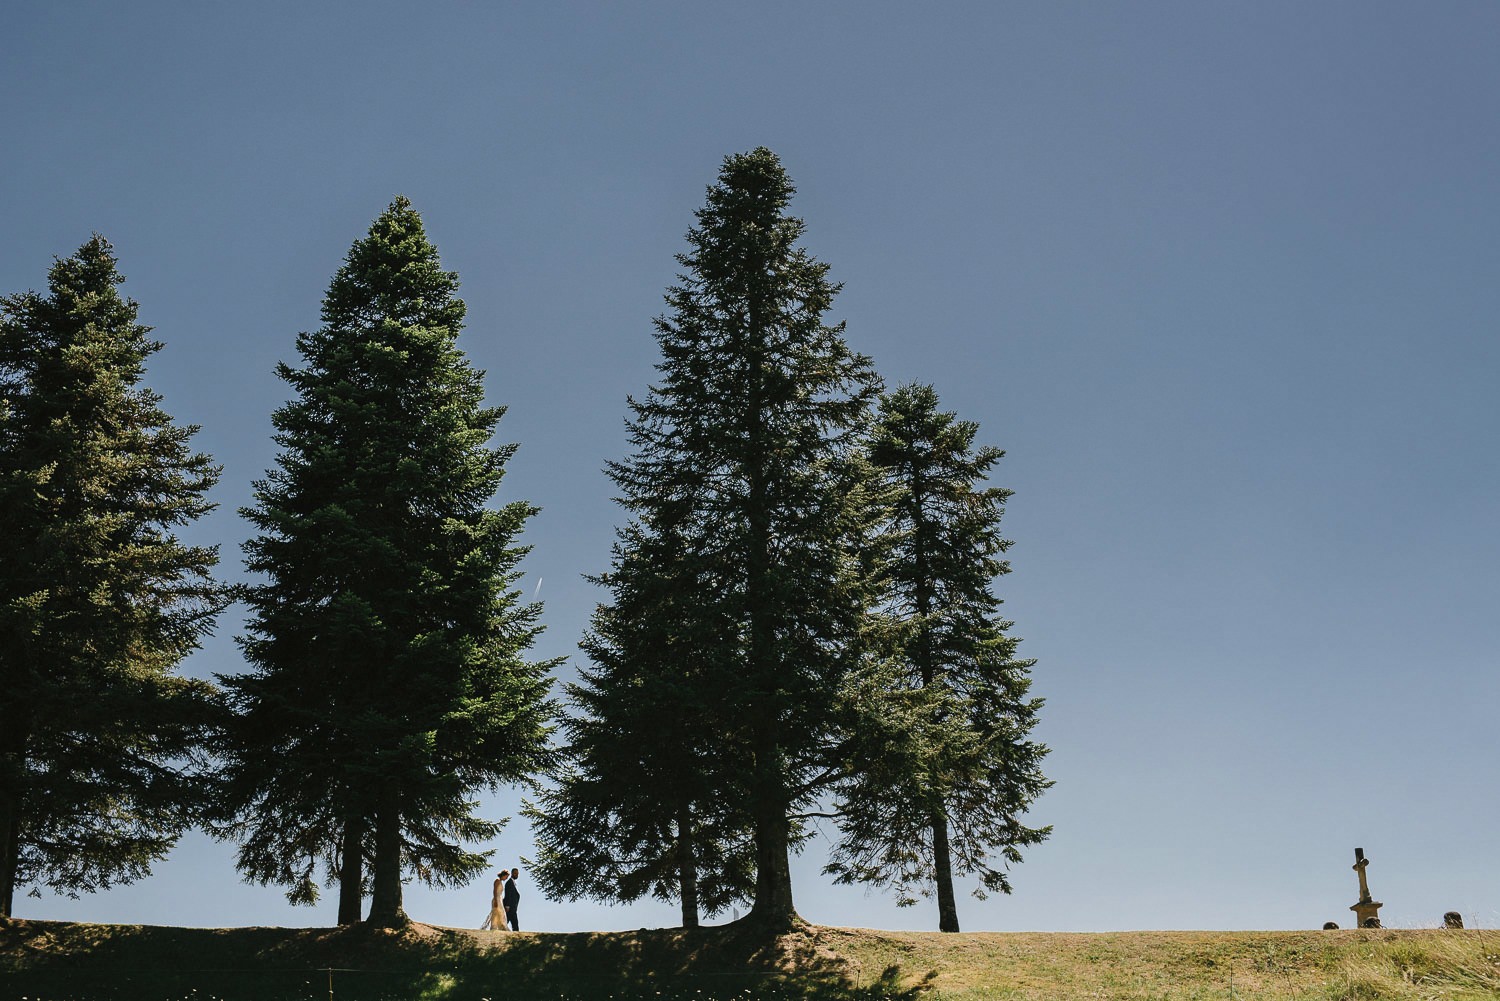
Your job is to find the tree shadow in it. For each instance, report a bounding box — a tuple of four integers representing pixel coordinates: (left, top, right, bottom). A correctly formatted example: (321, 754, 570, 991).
(0, 918, 933, 1001)
(413, 921, 934, 1000)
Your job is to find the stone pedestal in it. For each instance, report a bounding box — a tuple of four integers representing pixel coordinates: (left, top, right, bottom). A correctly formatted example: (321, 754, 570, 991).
(1351, 900, 1382, 928)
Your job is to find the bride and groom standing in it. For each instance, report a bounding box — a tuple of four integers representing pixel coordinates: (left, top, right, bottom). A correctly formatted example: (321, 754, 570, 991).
(482, 867, 522, 931)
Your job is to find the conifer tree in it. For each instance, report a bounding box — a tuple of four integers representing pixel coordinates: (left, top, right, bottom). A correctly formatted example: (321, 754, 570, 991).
(217, 198, 555, 926)
(0, 237, 225, 917)
(593, 149, 881, 929)
(526, 519, 757, 927)
(829, 383, 1050, 932)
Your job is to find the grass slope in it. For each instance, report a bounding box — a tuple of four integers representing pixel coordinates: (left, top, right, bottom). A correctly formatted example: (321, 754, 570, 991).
(1, 919, 1497, 1001)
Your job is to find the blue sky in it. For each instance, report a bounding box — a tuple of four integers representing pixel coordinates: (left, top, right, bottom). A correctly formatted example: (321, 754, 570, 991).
(5, 1, 1498, 933)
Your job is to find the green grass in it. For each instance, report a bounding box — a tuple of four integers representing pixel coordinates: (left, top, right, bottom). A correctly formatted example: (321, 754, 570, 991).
(2, 918, 1496, 1001)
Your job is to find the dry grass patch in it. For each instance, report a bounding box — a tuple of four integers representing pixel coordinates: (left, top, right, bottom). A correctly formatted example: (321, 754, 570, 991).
(820, 926, 1500, 1000)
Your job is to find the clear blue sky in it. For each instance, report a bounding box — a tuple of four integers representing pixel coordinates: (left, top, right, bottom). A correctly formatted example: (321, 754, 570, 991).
(5, 1, 1497, 933)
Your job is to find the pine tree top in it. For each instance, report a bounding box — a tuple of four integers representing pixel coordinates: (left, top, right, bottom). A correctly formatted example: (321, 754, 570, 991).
(319, 196, 466, 335)
(3, 235, 161, 393)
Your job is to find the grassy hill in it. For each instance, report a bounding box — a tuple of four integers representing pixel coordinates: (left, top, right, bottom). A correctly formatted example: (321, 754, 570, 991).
(2, 918, 1496, 1001)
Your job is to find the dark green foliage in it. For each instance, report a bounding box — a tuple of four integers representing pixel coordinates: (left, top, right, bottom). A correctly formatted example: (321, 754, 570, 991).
(828, 383, 1050, 932)
(560, 148, 882, 929)
(0, 237, 226, 917)
(216, 198, 556, 925)
(527, 519, 756, 926)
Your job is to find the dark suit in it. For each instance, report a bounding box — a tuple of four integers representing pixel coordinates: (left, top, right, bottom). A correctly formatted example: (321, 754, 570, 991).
(503, 875, 520, 930)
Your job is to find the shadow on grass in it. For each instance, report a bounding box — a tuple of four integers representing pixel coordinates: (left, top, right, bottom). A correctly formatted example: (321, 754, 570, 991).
(434, 922, 934, 1001)
(0, 919, 932, 1001)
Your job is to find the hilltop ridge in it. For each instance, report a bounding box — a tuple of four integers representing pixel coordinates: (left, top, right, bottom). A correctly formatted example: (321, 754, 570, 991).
(2, 918, 1495, 1000)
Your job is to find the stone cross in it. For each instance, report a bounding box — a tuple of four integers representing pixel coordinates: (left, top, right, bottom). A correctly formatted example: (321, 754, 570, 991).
(1353, 848, 1372, 903)
(1349, 847, 1382, 928)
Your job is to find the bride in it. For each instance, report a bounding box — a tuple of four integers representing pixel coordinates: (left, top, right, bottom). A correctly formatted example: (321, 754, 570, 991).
(481, 871, 509, 931)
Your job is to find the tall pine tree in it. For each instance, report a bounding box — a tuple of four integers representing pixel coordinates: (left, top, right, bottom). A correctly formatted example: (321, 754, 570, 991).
(592, 149, 881, 929)
(829, 383, 1050, 932)
(526, 517, 757, 927)
(0, 237, 225, 917)
(217, 198, 555, 926)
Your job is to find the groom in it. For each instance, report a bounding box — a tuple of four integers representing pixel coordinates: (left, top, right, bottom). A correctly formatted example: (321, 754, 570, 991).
(503, 866, 521, 931)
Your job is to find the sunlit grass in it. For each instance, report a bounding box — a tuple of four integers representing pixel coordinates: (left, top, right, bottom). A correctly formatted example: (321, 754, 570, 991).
(1325, 931, 1500, 1001)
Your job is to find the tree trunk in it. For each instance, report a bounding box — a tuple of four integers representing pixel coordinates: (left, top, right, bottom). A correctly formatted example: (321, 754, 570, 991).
(747, 727, 796, 930)
(676, 803, 700, 929)
(0, 789, 18, 919)
(932, 809, 960, 932)
(0, 732, 26, 919)
(913, 490, 959, 931)
(336, 815, 365, 925)
(742, 315, 796, 932)
(367, 791, 405, 927)
(749, 797, 796, 929)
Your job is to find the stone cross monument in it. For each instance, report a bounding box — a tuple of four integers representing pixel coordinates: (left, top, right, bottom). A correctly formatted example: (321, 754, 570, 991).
(1350, 847, 1383, 928)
